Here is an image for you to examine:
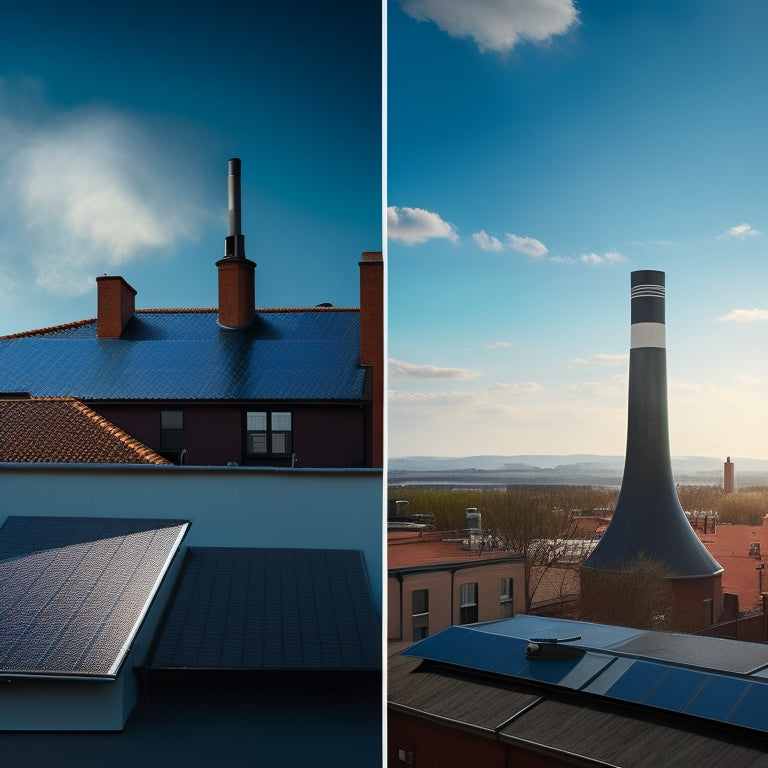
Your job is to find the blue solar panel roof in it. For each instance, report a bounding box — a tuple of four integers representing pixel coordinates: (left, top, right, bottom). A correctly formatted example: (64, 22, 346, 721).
(0, 310, 364, 401)
(148, 547, 380, 672)
(0, 516, 188, 679)
(404, 615, 768, 737)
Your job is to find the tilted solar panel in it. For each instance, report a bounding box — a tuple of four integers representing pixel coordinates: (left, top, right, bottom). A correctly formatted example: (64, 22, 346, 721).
(0, 516, 188, 679)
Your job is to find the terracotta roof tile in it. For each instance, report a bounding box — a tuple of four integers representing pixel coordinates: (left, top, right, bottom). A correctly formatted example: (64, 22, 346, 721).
(0, 397, 170, 464)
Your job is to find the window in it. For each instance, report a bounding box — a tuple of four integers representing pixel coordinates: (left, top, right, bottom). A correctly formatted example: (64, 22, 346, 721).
(500, 577, 514, 619)
(160, 410, 183, 451)
(246, 411, 292, 456)
(459, 582, 478, 625)
(411, 589, 429, 641)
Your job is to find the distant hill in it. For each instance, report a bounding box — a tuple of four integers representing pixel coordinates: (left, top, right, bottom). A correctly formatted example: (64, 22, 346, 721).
(388, 455, 768, 488)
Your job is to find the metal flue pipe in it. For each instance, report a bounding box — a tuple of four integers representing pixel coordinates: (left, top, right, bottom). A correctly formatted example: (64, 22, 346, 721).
(225, 157, 246, 259)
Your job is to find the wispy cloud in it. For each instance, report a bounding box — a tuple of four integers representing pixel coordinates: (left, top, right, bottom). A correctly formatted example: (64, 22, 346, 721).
(718, 308, 768, 324)
(389, 380, 542, 406)
(487, 341, 511, 349)
(387, 206, 459, 245)
(389, 358, 480, 380)
(719, 222, 760, 240)
(0, 84, 205, 297)
(550, 255, 575, 264)
(398, 0, 579, 54)
(473, 229, 503, 251)
(507, 233, 548, 259)
(472, 229, 548, 258)
(570, 353, 628, 368)
(581, 251, 626, 266)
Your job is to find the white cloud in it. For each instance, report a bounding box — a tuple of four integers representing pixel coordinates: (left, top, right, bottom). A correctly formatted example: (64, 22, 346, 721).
(473, 229, 503, 251)
(0, 94, 204, 297)
(570, 353, 628, 368)
(719, 222, 760, 240)
(718, 308, 768, 324)
(581, 251, 626, 266)
(550, 255, 575, 264)
(387, 206, 459, 245)
(389, 379, 542, 407)
(389, 358, 480, 380)
(487, 341, 512, 349)
(507, 233, 548, 258)
(398, 0, 579, 54)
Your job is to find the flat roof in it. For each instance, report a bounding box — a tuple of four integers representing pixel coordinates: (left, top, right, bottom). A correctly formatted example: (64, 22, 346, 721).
(0, 516, 188, 679)
(147, 547, 380, 673)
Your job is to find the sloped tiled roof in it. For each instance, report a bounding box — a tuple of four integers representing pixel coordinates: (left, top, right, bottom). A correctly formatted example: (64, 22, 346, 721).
(0, 397, 171, 464)
(0, 398, 170, 464)
(148, 547, 380, 672)
(0, 308, 364, 401)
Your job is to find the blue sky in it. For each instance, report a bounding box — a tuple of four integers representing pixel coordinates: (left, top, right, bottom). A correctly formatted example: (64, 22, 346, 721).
(388, 0, 768, 460)
(0, 1, 381, 336)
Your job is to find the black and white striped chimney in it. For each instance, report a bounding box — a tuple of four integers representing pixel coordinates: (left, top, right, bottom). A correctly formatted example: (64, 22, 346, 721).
(583, 270, 722, 578)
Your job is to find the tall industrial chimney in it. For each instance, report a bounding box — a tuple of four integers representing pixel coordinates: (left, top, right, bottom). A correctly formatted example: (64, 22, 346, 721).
(724, 456, 735, 494)
(583, 271, 722, 581)
(217, 158, 256, 329)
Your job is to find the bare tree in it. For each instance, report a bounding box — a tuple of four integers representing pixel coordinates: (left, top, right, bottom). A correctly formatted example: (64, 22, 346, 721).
(580, 553, 674, 630)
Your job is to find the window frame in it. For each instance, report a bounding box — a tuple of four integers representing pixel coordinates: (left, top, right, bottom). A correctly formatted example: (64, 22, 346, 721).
(245, 409, 293, 457)
(160, 409, 184, 452)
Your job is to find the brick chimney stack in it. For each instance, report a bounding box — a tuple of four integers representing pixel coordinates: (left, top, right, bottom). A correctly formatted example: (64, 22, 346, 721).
(96, 276, 136, 339)
(359, 251, 383, 467)
(217, 158, 256, 329)
(724, 457, 735, 494)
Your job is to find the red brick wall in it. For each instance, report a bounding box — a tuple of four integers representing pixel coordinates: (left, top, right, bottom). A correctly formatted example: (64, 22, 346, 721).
(359, 252, 383, 467)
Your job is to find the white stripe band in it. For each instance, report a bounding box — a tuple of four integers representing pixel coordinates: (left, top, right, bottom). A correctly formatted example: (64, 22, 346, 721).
(631, 322, 666, 349)
(631, 284, 665, 299)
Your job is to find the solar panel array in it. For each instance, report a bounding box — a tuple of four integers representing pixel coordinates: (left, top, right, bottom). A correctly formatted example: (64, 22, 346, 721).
(404, 615, 768, 736)
(0, 516, 188, 678)
(148, 547, 380, 672)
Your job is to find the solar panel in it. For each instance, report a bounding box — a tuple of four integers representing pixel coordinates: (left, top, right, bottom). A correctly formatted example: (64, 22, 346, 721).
(0, 516, 188, 678)
(403, 616, 768, 737)
(148, 547, 380, 672)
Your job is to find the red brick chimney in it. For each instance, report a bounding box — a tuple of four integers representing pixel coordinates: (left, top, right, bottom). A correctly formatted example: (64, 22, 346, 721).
(217, 158, 256, 329)
(96, 276, 136, 339)
(359, 251, 383, 467)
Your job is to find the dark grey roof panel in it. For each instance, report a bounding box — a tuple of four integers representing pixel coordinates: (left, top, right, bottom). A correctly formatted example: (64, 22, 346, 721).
(0, 516, 189, 678)
(148, 547, 380, 672)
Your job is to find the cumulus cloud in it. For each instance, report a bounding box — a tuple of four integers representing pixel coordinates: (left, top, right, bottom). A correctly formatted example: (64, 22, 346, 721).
(387, 206, 459, 245)
(0, 90, 204, 297)
(507, 233, 548, 258)
(581, 251, 626, 266)
(570, 353, 628, 367)
(718, 308, 768, 324)
(473, 229, 503, 251)
(719, 222, 760, 240)
(389, 358, 480, 380)
(399, 0, 579, 54)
